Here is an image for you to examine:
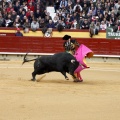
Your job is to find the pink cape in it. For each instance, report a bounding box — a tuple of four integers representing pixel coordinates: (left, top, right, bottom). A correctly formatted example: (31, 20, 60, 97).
(74, 44, 93, 80)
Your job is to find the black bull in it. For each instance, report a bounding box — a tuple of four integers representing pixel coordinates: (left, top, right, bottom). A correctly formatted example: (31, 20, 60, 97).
(22, 52, 80, 82)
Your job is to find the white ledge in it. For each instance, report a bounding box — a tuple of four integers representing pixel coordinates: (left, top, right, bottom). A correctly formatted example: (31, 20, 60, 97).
(94, 54, 120, 58)
(0, 52, 120, 58)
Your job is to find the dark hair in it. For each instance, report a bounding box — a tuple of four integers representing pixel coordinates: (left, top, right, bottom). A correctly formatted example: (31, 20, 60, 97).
(41, 27, 47, 34)
(57, 24, 64, 32)
(62, 35, 71, 40)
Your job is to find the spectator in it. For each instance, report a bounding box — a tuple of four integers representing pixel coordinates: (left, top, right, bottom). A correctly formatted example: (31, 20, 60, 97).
(118, 25, 120, 31)
(0, 0, 2, 11)
(5, 14, 13, 27)
(46, 12, 52, 20)
(44, 15, 51, 25)
(88, 6, 97, 16)
(13, 17, 21, 28)
(80, 0, 90, 8)
(117, 7, 120, 17)
(0, 14, 5, 27)
(21, 15, 27, 26)
(113, 24, 118, 32)
(54, 13, 59, 20)
(44, 28, 53, 37)
(46, 19, 55, 28)
(89, 21, 95, 37)
(71, 12, 80, 22)
(6, 2, 14, 13)
(22, 1, 28, 11)
(68, 0, 73, 7)
(109, 0, 115, 12)
(65, 14, 73, 29)
(31, 19, 39, 32)
(100, 21, 107, 30)
(20, 10, 26, 24)
(73, 2, 82, 13)
(95, 22, 100, 34)
(81, 19, 89, 29)
(39, 18, 46, 28)
(67, 4, 74, 14)
(114, 0, 120, 13)
(34, 9, 41, 20)
(28, 0, 35, 4)
(59, 0, 68, 9)
(104, 11, 110, 22)
(70, 24, 75, 29)
(28, 11, 34, 23)
(56, 20, 64, 32)
(98, 13, 104, 23)
(71, 19, 78, 29)
(35, 0, 45, 13)
(54, 0, 60, 12)
(58, 12, 64, 20)
(17, 8, 23, 16)
(14, 1, 20, 13)
(82, 3, 89, 15)
(108, 13, 116, 27)
(23, 18, 30, 33)
(79, 16, 84, 29)
(11, 10, 17, 22)
(15, 28, 23, 36)
(53, 16, 59, 27)
(27, 2, 34, 12)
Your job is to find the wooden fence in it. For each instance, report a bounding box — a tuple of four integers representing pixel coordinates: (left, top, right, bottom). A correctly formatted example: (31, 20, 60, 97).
(0, 36, 120, 55)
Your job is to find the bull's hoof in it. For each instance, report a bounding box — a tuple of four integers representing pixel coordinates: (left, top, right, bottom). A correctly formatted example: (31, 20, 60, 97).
(73, 79, 83, 82)
(65, 77, 69, 80)
(31, 79, 36, 81)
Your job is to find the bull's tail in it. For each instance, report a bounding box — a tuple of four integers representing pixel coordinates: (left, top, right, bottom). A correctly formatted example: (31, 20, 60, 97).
(22, 53, 37, 65)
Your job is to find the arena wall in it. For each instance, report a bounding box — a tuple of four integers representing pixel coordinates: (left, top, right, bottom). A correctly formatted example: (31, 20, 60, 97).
(0, 28, 120, 62)
(0, 36, 120, 55)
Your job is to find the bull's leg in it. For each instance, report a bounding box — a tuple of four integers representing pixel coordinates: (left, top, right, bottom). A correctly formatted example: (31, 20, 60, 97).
(31, 69, 45, 81)
(69, 71, 77, 79)
(31, 71, 36, 81)
(31, 69, 40, 81)
(61, 71, 69, 80)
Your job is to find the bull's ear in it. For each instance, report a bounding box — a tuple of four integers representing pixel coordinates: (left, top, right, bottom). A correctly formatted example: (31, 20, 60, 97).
(71, 59, 75, 64)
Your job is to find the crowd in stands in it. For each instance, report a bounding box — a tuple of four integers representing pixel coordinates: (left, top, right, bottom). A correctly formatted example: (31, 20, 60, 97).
(0, 0, 120, 37)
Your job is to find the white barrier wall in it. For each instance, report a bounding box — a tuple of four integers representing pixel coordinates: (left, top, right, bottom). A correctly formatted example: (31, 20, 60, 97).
(0, 53, 120, 62)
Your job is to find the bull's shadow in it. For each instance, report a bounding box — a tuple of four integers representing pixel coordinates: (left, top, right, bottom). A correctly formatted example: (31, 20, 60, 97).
(35, 74, 73, 84)
(34, 73, 104, 85)
(30, 78, 97, 85)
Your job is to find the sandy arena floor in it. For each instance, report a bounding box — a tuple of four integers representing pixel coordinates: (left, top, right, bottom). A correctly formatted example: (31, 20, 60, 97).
(0, 60, 120, 120)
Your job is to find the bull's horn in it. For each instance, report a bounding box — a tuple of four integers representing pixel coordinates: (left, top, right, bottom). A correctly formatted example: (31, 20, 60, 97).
(71, 59, 75, 63)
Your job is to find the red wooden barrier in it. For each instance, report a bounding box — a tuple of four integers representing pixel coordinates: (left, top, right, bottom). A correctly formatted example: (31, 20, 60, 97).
(0, 36, 120, 55)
